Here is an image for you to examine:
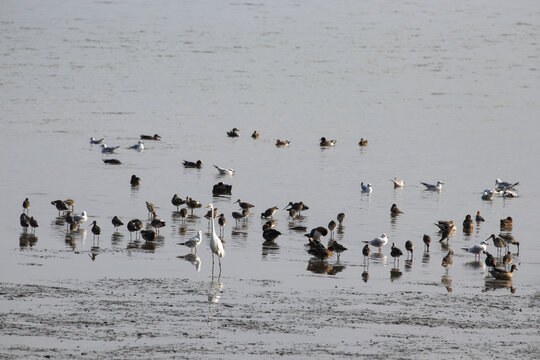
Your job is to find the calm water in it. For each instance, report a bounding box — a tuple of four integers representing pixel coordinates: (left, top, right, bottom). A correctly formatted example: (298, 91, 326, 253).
(1, 0, 540, 356)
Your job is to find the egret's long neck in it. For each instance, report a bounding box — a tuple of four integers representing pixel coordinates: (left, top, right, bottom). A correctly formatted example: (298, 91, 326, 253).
(210, 205, 216, 236)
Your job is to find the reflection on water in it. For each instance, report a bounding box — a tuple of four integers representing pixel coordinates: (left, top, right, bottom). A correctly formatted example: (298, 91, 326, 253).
(261, 241, 280, 258)
(390, 268, 402, 281)
(441, 274, 452, 293)
(369, 252, 387, 265)
(422, 252, 430, 266)
(405, 259, 413, 272)
(361, 270, 369, 283)
(111, 232, 124, 246)
(208, 280, 223, 303)
(483, 279, 515, 293)
(177, 253, 201, 272)
(463, 261, 486, 270)
(306, 259, 346, 276)
(19, 233, 38, 248)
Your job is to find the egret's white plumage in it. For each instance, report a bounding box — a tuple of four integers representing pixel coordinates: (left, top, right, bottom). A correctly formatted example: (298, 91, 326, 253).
(206, 204, 225, 270)
(421, 181, 444, 191)
(213, 165, 235, 175)
(361, 182, 373, 193)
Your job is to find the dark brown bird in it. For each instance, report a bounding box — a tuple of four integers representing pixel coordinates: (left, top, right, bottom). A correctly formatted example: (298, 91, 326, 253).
(390, 243, 403, 266)
(319, 137, 336, 146)
(218, 214, 226, 236)
(307, 238, 333, 260)
(405, 240, 414, 258)
(502, 251, 513, 268)
(183, 160, 202, 168)
(251, 130, 259, 139)
(212, 182, 232, 195)
(127, 219, 143, 239)
(463, 215, 474, 232)
(390, 203, 404, 215)
(130, 175, 141, 186)
(112, 216, 124, 231)
(337, 212, 346, 225)
(423, 234, 431, 252)
(359, 138, 368, 146)
(51, 200, 68, 215)
(103, 159, 122, 165)
(179, 208, 188, 222)
(141, 229, 157, 242)
(484, 251, 496, 269)
(151, 218, 166, 235)
(499, 233, 520, 253)
(284, 201, 309, 214)
(90, 220, 101, 240)
(276, 139, 290, 146)
(306, 226, 328, 241)
(328, 220, 337, 238)
(22, 198, 30, 214)
(145, 201, 156, 218)
(235, 199, 254, 210)
(263, 228, 281, 242)
(500, 217, 513, 230)
(475, 211, 485, 222)
(362, 244, 371, 264)
(490, 264, 517, 280)
(261, 206, 278, 219)
(186, 197, 202, 214)
(441, 250, 453, 270)
(140, 134, 161, 140)
(328, 239, 347, 260)
(29, 216, 39, 233)
(227, 128, 240, 137)
(20, 213, 30, 232)
(171, 194, 185, 211)
(64, 199, 75, 211)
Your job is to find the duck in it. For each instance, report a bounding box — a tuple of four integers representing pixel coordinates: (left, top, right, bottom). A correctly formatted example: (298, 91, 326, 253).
(103, 159, 122, 165)
(390, 203, 404, 215)
(140, 134, 161, 140)
(489, 265, 517, 280)
(130, 174, 141, 186)
(212, 182, 232, 195)
(359, 138, 368, 146)
(251, 130, 260, 139)
(227, 128, 240, 137)
(320, 137, 336, 146)
(183, 160, 202, 168)
(276, 139, 290, 146)
(500, 216, 513, 230)
(462, 215, 474, 231)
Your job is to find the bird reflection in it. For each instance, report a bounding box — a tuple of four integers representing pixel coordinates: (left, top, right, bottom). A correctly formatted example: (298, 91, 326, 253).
(390, 268, 402, 281)
(177, 253, 201, 272)
(261, 241, 280, 257)
(405, 259, 413, 272)
(111, 232, 124, 245)
(208, 280, 223, 303)
(306, 259, 345, 275)
(463, 260, 486, 270)
(361, 270, 369, 283)
(65, 233, 77, 250)
(441, 274, 452, 292)
(89, 244, 100, 261)
(327, 264, 345, 275)
(422, 251, 430, 265)
(369, 252, 387, 265)
(483, 279, 515, 293)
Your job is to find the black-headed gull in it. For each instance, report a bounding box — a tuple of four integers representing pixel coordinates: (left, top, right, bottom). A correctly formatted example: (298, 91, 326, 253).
(129, 140, 144, 151)
(363, 234, 388, 253)
(495, 178, 519, 191)
(213, 164, 235, 175)
(90, 137, 104, 144)
(101, 144, 120, 153)
(361, 182, 372, 193)
(421, 181, 443, 191)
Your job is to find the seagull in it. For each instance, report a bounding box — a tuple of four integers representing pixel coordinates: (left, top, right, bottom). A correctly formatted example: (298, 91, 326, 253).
(462, 241, 488, 261)
(177, 231, 202, 253)
(363, 234, 389, 253)
(129, 140, 144, 151)
(320, 137, 336, 146)
(101, 144, 120, 153)
(90, 137, 104, 144)
(421, 181, 444, 191)
(390, 177, 404, 188)
(481, 189, 494, 200)
(361, 182, 373, 193)
(495, 179, 519, 191)
(502, 190, 518, 198)
(73, 211, 88, 224)
(213, 165, 235, 175)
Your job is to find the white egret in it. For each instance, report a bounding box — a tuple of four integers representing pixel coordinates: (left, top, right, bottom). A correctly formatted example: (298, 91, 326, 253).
(206, 204, 225, 272)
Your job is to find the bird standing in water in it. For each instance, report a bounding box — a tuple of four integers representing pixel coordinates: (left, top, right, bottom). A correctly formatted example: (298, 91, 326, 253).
(206, 204, 225, 274)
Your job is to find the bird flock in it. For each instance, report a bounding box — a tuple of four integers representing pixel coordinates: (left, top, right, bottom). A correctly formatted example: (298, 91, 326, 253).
(19, 130, 522, 289)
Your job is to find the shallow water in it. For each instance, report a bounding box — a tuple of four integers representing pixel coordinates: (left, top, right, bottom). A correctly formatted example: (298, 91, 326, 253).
(1, 0, 540, 358)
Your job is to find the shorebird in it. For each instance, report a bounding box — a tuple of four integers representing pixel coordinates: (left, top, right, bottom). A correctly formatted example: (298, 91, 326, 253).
(483, 251, 496, 269)
(261, 206, 278, 219)
(235, 199, 254, 210)
(337, 212, 346, 225)
(218, 214, 226, 236)
(489, 264, 517, 280)
(231, 211, 245, 226)
(73, 211, 88, 224)
(206, 204, 225, 272)
(64, 199, 75, 211)
(502, 251, 513, 268)
(90, 220, 101, 241)
(475, 211, 485, 222)
(328, 239, 347, 260)
(140, 134, 161, 140)
(481, 189, 494, 200)
(306, 227, 328, 241)
(151, 218, 166, 234)
(423, 234, 432, 252)
(363, 234, 389, 253)
(421, 181, 444, 191)
(486, 234, 507, 256)
(391, 203, 404, 215)
(141, 229, 157, 242)
(276, 139, 290, 146)
(227, 128, 239, 137)
(405, 240, 414, 258)
(179, 208, 188, 223)
(307, 238, 333, 260)
(251, 130, 259, 139)
(463, 215, 474, 232)
(212, 182, 232, 195)
(127, 219, 143, 239)
(213, 165, 235, 175)
(359, 138, 368, 146)
(51, 200, 68, 215)
(500, 217, 513, 230)
(183, 160, 202, 168)
(178, 231, 202, 253)
(186, 198, 202, 214)
(129, 140, 144, 151)
(146, 201, 156, 218)
(320, 137, 336, 146)
(130, 175, 141, 186)
(390, 177, 404, 188)
(20, 213, 30, 232)
(22, 198, 30, 214)
(390, 243, 403, 267)
(441, 250, 453, 271)
(361, 182, 372, 193)
(495, 179, 519, 191)
(111, 216, 124, 231)
(90, 137, 104, 144)
(103, 159, 122, 165)
(101, 144, 120, 153)
(462, 241, 488, 261)
(171, 194, 185, 211)
(499, 233, 520, 253)
(435, 220, 455, 231)
(29, 216, 38, 233)
(262, 228, 281, 243)
(439, 225, 455, 243)
(288, 208, 298, 219)
(362, 244, 371, 264)
(284, 201, 309, 214)
(328, 220, 336, 238)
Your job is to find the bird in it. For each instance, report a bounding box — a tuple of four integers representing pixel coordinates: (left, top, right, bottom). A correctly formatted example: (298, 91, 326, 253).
(130, 175, 141, 186)
(441, 250, 453, 270)
(227, 128, 240, 137)
(151, 218, 166, 234)
(29, 216, 39, 233)
(178, 208, 188, 222)
(502, 190, 518, 198)
(435, 220, 455, 231)
(484, 251, 496, 269)
(103, 159, 122, 165)
(320, 137, 336, 146)
(141, 229, 157, 242)
(232, 211, 245, 226)
(288, 208, 298, 219)
(183, 160, 202, 168)
(206, 204, 225, 272)
(462, 241, 488, 261)
(306, 227, 328, 241)
(218, 214, 226, 236)
(359, 138, 368, 146)
(100, 144, 120, 153)
(212, 182, 232, 195)
(261, 206, 278, 219)
(363, 234, 389, 253)
(361, 182, 372, 193)
(486, 234, 507, 256)
(423, 234, 432, 252)
(90, 137, 104, 144)
(127, 219, 143, 239)
(251, 130, 260, 139)
(284, 201, 309, 214)
(337, 212, 346, 225)
(475, 211, 485, 222)
(73, 211, 88, 224)
(276, 139, 290, 146)
(90, 220, 101, 241)
(362, 244, 371, 264)
(500, 217, 513, 230)
(140, 134, 161, 140)
(307, 238, 333, 260)
(328, 220, 336, 238)
(390, 243, 403, 266)
(51, 200, 69, 215)
(462, 215, 474, 232)
(19, 213, 30, 232)
(421, 181, 444, 191)
(481, 189, 494, 200)
(390, 177, 404, 188)
(405, 240, 414, 258)
(129, 140, 144, 151)
(22, 198, 30, 214)
(328, 239, 347, 260)
(171, 194, 185, 211)
(64, 199, 75, 211)
(235, 199, 254, 210)
(186, 197, 202, 214)
(262, 228, 281, 243)
(498, 233, 520, 253)
(213, 165, 235, 175)
(489, 264, 518, 280)
(145, 201, 156, 218)
(390, 203, 404, 215)
(178, 231, 202, 253)
(495, 179, 519, 191)
(502, 251, 513, 268)
(111, 216, 124, 231)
